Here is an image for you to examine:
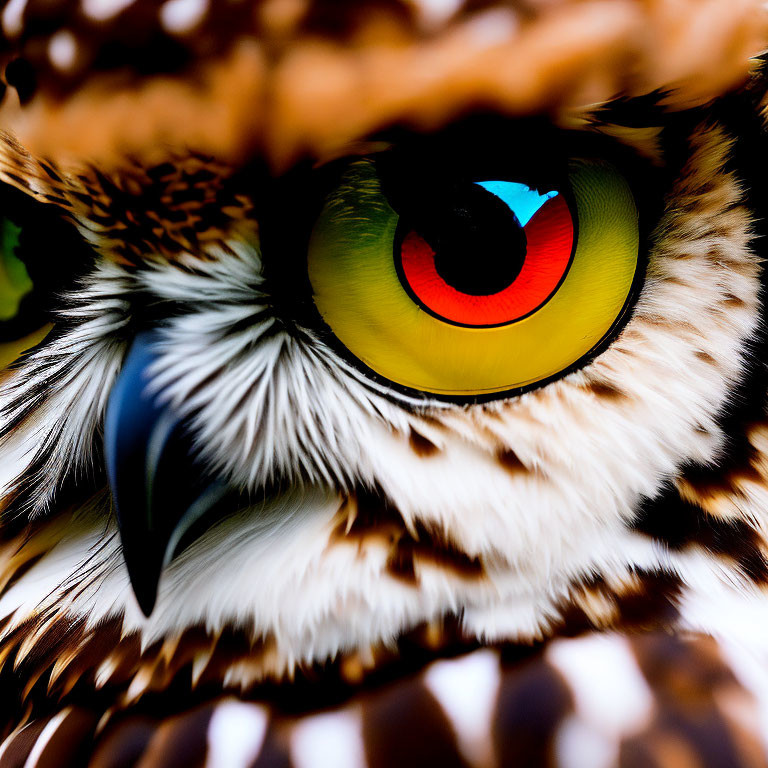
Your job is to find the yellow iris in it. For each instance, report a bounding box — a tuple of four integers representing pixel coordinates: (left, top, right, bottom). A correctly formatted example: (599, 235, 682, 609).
(0, 324, 51, 369)
(308, 158, 639, 397)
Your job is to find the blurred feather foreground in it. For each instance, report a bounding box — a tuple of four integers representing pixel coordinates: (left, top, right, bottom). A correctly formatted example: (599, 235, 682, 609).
(0, 0, 764, 169)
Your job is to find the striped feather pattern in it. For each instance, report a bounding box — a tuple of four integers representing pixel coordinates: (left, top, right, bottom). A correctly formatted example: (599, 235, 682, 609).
(0, 632, 765, 768)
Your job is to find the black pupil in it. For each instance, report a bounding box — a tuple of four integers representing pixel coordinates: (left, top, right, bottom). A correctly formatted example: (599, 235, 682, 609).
(402, 183, 526, 296)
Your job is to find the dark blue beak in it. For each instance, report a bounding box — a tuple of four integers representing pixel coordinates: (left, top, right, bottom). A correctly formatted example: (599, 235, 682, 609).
(104, 331, 228, 616)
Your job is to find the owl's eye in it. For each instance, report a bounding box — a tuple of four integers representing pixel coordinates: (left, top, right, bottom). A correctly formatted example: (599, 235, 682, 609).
(308, 155, 640, 399)
(0, 218, 31, 321)
(0, 188, 94, 369)
(0, 216, 50, 368)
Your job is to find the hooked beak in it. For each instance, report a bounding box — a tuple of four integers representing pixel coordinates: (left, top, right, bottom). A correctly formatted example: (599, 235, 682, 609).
(104, 331, 229, 616)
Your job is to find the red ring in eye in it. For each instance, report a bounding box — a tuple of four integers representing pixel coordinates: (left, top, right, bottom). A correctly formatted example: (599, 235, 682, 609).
(398, 195, 575, 327)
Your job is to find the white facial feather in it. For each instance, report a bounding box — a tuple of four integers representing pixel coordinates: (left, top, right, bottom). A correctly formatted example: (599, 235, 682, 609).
(0, 261, 130, 513)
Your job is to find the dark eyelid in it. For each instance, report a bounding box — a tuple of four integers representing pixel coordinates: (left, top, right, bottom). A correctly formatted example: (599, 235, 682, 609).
(309, 114, 667, 214)
(260, 113, 665, 333)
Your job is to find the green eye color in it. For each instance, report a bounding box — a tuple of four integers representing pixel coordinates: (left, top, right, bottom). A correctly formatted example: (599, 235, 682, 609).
(0, 215, 52, 369)
(0, 218, 32, 322)
(0, 185, 99, 369)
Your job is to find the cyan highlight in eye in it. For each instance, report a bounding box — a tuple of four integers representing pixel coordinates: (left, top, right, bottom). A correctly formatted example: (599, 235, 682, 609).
(474, 181, 558, 226)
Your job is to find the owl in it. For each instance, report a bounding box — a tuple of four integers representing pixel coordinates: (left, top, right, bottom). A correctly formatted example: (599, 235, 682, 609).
(0, 0, 766, 766)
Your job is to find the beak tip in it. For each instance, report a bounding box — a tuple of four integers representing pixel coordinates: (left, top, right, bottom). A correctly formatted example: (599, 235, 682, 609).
(125, 555, 162, 617)
(132, 578, 159, 618)
(137, 595, 156, 619)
